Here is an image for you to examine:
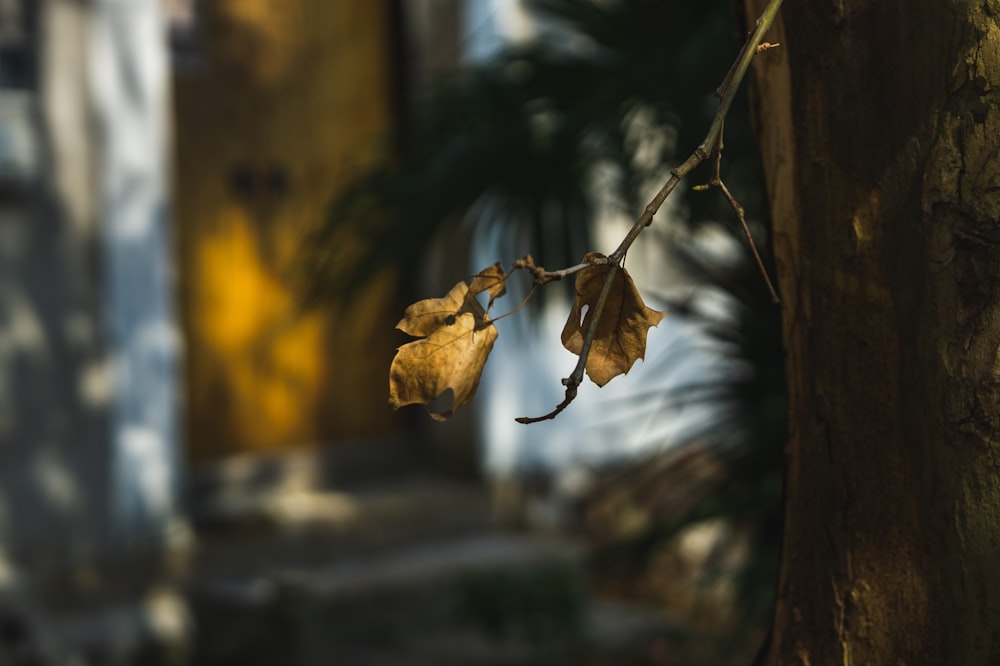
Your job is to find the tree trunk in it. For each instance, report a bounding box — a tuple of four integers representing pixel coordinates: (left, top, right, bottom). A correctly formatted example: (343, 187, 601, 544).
(745, 1, 1000, 663)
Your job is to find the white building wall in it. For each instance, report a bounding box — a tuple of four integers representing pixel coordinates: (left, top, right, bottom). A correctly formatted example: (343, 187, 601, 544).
(91, 0, 181, 545)
(0, 0, 185, 658)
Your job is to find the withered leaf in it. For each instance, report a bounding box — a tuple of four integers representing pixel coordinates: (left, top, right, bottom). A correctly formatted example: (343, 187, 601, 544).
(396, 281, 470, 338)
(561, 252, 667, 387)
(390, 268, 507, 421)
(468, 262, 507, 310)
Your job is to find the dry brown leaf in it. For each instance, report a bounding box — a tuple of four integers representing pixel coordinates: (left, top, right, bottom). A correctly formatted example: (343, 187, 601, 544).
(561, 252, 667, 387)
(395, 281, 470, 338)
(468, 262, 507, 309)
(389, 273, 503, 421)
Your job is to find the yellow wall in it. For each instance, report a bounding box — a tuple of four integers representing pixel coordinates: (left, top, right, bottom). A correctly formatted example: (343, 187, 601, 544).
(174, 0, 401, 458)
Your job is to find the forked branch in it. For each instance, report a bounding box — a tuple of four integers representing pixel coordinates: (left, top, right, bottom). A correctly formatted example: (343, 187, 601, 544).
(388, 0, 785, 424)
(517, 0, 785, 423)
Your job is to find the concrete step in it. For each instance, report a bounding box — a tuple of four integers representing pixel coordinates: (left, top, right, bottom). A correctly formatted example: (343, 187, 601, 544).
(191, 532, 679, 666)
(193, 474, 495, 581)
(188, 455, 681, 665)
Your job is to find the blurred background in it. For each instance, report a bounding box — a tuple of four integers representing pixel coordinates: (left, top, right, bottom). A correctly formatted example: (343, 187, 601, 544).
(0, 0, 784, 664)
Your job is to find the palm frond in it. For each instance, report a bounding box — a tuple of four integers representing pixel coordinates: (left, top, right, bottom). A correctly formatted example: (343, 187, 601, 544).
(300, 0, 752, 304)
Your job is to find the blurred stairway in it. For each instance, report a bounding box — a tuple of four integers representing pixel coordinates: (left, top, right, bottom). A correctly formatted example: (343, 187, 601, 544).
(187, 443, 679, 666)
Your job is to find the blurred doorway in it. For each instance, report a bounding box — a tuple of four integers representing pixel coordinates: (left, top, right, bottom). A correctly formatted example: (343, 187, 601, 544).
(173, 0, 405, 460)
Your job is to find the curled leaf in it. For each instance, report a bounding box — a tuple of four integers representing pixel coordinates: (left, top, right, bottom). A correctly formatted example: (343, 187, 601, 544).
(469, 262, 507, 309)
(561, 253, 667, 387)
(389, 267, 507, 420)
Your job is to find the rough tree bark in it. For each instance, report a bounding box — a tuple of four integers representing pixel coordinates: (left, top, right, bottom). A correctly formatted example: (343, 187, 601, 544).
(746, 1, 1000, 663)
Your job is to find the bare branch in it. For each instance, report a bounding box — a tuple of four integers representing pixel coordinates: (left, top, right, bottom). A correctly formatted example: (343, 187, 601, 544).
(519, 0, 785, 422)
(515, 382, 577, 424)
(516, 264, 621, 423)
(512, 254, 611, 285)
(697, 124, 782, 303)
(607, 0, 785, 267)
(390, 0, 786, 425)
(717, 176, 781, 303)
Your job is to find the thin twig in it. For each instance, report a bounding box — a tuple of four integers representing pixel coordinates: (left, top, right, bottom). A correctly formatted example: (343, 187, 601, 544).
(698, 123, 781, 302)
(607, 0, 785, 267)
(515, 386, 576, 424)
(491, 285, 536, 323)
(519, 0, 785, 423)
(717, 177, 781, 302)
(517, 263, 620, 423)
(512, 254, 609, 285)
